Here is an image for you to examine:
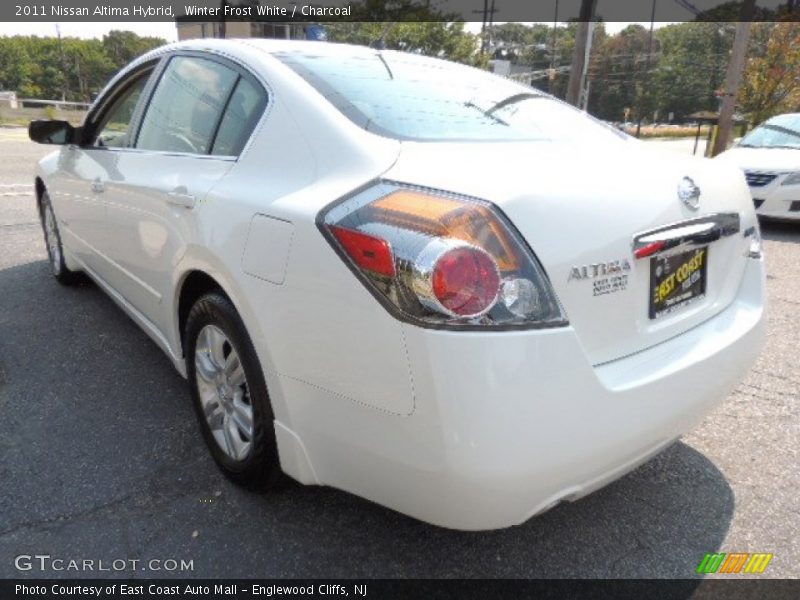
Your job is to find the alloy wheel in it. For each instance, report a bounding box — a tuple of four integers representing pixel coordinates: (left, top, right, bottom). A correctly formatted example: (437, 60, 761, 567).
(194, 324, 254, 461)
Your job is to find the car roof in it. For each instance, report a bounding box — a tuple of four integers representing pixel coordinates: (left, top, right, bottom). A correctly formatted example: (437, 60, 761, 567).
(154, 37, 467, 70)
(766, 113, 800, 122)
(163, 37, 387, 58)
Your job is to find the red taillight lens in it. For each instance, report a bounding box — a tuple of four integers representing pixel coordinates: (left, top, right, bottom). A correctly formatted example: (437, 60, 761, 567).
(634, 240, 667, 259)
(320, 184, 567, 329)
(330, 226, 396, 277)
(432, 246, 500, 317)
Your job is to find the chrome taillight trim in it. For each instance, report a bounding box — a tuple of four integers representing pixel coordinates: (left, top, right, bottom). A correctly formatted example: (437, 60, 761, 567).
(410, 239, 501, 320)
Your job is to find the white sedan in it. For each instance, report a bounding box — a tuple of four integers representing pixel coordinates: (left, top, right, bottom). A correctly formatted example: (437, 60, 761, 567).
(716, 113, 800, 221)
(29, 39, 766, 530)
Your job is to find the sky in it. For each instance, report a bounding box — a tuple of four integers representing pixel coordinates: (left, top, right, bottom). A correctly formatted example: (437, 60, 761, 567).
(0, 21, 671, 42)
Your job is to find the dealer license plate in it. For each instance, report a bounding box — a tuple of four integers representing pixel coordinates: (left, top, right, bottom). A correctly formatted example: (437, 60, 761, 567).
(649, 247, 708, 319)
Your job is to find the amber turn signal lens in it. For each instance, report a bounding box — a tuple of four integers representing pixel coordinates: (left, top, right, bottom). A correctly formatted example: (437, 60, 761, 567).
(368, 190, 520, 271)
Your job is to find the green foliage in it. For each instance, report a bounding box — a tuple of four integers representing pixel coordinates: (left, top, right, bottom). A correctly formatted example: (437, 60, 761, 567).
(0, 31, 164, 102)
(325, 21, 483, 67)
(323, 1, 484, 67)
(739, 23, 800, 125)
(647, 23, 733, 121)
(588, 24, 652, 121)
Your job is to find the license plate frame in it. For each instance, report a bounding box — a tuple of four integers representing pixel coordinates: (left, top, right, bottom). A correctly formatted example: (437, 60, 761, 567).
(649, 247, 708, 319)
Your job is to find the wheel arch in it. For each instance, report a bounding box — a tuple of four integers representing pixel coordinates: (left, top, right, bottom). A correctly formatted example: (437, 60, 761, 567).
(176, 269, 232, 356)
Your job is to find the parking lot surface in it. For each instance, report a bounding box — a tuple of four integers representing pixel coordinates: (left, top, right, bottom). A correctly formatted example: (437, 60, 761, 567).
(0, 129, 798, 578)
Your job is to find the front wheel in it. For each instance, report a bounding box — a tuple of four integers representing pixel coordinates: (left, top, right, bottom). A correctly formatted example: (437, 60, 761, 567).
(185, 292, 284, 489)
(39, 190, 81, 285)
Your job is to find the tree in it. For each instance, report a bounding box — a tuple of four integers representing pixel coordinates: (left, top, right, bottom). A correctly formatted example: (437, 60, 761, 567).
(587, 24, 650, 120)
(325, 22, 484, 67)
(0, 39, 33, 95)
(323, 0, 485, 67)
(102, 30, 164, 70)
(648, 22, 733, 121)
(64, 38, 115, 102)
(739, 22, 800, 125)
(0, 32, 165, 101)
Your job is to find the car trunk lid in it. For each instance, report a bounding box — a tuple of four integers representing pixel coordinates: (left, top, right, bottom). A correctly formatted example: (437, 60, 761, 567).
(384, 139, 757, 365)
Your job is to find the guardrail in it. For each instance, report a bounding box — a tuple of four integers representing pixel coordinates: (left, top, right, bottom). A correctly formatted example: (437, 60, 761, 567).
(17, 98, 92, 109)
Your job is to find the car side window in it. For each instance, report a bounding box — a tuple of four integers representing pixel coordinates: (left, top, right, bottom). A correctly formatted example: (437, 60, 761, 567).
(93, 72, 150, 148)
(136, 56, 238, 155)
(211, 77, 266, 156)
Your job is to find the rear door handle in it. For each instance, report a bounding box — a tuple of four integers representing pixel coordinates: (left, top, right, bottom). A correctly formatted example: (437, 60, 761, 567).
(166, 190, 196, 209)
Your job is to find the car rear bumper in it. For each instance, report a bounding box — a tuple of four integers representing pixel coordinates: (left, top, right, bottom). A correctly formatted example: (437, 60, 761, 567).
(275, 255, 766, 530)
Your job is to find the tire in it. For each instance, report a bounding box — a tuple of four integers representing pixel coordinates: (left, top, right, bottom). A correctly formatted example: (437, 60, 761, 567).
(39, 190, 82, 285)
(185, 292, 284, 489)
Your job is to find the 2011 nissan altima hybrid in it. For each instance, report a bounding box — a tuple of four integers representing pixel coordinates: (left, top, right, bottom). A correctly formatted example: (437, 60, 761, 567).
(29, 39, 766, 530)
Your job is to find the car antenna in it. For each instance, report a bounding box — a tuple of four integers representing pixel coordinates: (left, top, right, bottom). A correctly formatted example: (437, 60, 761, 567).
(370, 23, 397, 49)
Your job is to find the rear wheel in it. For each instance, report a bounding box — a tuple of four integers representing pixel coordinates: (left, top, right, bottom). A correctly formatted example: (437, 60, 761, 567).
(185, 292, 284, 489)
(39, 191, 82, 285)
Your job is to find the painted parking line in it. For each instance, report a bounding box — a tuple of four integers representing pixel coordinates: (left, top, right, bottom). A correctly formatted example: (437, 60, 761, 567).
(0, 184, 34, 198)
(0, 184, 34, 197)
(0, 129, 29, 139)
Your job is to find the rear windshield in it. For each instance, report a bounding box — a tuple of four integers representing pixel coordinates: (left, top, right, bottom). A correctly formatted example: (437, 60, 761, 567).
(273, 50, 625, 143)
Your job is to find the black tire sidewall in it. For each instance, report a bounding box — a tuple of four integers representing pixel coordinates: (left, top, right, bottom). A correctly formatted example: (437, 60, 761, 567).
(40, 191, 66, 278)
(185, 292, 282, 488)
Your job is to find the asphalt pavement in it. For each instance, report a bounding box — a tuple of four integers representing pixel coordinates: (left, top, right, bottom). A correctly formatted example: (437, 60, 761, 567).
(0, 129, 797, 579)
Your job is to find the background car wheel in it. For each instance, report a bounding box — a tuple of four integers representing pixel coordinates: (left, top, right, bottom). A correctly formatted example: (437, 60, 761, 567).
(39, 190, 82, 285)
(185, 292, 284, 489)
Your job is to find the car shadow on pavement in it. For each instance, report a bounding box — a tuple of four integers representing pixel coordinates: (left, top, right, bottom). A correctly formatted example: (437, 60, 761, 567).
(260, 441, 732, 579)
(0, 259, 733, 581)
(760, 219, 800, 244)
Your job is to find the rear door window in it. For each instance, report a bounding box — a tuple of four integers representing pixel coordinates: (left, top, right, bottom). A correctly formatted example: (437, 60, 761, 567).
(136, 56, 238, 154)
(211, 77, 267, 156)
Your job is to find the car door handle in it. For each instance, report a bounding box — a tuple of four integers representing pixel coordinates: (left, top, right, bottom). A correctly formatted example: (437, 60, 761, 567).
(91, 179, 105, 194)
(166, 190, 197, 209)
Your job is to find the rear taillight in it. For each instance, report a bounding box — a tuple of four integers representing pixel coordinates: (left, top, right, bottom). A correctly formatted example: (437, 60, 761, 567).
(319, 183, 567, 329)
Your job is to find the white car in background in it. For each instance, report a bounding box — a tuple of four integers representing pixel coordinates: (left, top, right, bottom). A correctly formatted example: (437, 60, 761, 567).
(28, 39, 766, 530)
(716, 113, 800, 221)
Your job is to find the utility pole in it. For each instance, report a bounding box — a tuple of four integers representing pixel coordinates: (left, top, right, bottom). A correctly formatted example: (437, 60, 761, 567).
(711, 0, 756, 156)
(548, 0, 559, 94)
(55, 24, 69, 102)
(565, 0, 597, 106)
(480, 0, 488, 53)
(579, 21, 596, 110)
(475, 0, 499, 54)
(635, 0, 658, 138)
(219, 0, 227, 38)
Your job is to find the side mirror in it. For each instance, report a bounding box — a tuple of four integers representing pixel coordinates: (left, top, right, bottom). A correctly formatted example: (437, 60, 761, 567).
(28, 120, 79, 145)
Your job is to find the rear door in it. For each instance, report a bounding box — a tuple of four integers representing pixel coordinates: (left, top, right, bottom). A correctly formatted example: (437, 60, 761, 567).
(97, 53, 267, 336)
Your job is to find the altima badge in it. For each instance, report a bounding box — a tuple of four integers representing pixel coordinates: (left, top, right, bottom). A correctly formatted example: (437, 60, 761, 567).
(568, 259, 632, 297)
(678, 177, 701, 210)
